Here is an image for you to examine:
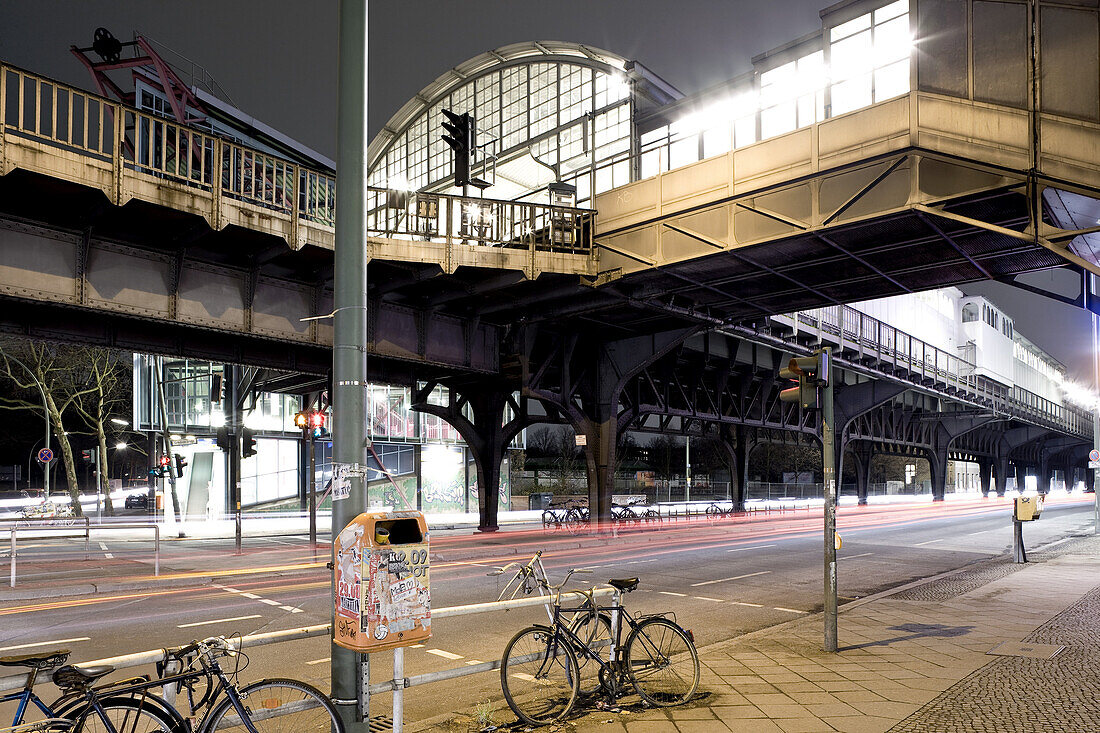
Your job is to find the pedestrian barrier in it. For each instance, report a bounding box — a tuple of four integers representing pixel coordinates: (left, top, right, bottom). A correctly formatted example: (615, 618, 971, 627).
(4, 521, 160, 587)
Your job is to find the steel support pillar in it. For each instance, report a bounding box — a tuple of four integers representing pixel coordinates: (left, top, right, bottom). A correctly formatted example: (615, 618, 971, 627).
(1086, 466, 1096, 493)
(581, 349, 619, 530)
(927, 449, 947, 501)
(851, 443, 873, 506)
(719, 424, 750, 512)
(978, 458, 992, 496)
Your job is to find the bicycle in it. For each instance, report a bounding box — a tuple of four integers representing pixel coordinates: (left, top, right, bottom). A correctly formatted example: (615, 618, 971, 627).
(154, 635, 343, 732)
(706, 501, 732, 519)
(493, 554, 699, 726)
(1, 648, 183, 732)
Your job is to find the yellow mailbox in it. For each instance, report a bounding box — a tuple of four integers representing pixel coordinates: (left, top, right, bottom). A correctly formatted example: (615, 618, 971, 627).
(333, 511, 431, 652)
(1014, 496, 1043, 522)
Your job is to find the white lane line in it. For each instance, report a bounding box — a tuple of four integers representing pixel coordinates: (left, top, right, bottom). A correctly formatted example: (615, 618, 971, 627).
(279, 605, 304, 613)
(99, 542, 113, 560)
(178, 614, 262, 629)
(967, 530, 994, 536)
(240, 593, 262, 599)
(691, 570, 771, 587)
(259, 599, 281, 606)
(0, 637, 90, 652)
(426, 649, 464, 660)
(774, 607, 809, 614)
(914, 539, 942, 546)
(218, 586, 241, 593)
(410, 644, 425, 648)
(842, 552, 874, 559)
(726, 544, 777, 553)
(693, 596, 724, 602)
(658, 591, 687, 597)
(306, 657, 330, 666)
(731, 601, 763, 608)
(465, 660, 484, 666)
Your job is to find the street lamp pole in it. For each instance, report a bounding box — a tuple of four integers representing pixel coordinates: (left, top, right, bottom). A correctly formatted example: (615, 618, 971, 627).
(5, 353, 51, 498)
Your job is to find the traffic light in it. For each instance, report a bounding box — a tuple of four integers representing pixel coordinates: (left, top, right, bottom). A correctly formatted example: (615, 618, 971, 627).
(81, 449, 94, 462)
(441, 109, 472, 188)
(158, 454, 172, 478)
(293, 411, 309, 430)
(779, 352, 830, 409)
(309, 411, 327, 439)
(216, 426, 231, 452)
(174, 453, 188, 478)
(242, 427, 257, 458)
(210, 373, 223, 404)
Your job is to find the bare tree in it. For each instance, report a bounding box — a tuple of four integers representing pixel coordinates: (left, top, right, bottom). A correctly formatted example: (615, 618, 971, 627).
(68, 348, 130, 516)
(0, 340, 98, 515)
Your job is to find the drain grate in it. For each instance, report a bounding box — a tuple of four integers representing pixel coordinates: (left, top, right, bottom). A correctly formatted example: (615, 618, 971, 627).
(987, 641, 1065, 659)
(367, 715, 393, 732)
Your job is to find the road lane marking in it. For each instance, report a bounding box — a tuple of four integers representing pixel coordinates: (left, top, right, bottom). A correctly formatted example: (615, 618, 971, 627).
(842, 552, 874, 559)
(967, 530, 994, 535)
(280, 605, 304, 613)
(693, 596, 724, 602)
(259, 599, 281, 606)
(178, 614, 262, 629)
(0, 637, 90, 652)
(410, 644, 425, 648)
(240, 593, 262, 599)
(306, 657, 329, 666)
(726, 544, 776, 553)
(426, 649, 464, 660)
(658, 591, 687, 597)
(691, 570, 771, 587)
(774, 607, 809, 614)
(731, 601, 763, 608)
(914, 539, 942, 546)
(99, 542, 113, 560)
(212, 583, 304, 614)
(465, 660, 484, 665)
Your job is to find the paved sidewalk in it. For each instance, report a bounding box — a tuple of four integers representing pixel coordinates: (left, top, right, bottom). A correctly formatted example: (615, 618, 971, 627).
(524, 534, 1100, 733)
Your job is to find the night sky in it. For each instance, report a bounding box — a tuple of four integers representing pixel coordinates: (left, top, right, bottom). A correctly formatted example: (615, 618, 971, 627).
(1, 0, 1094, 382)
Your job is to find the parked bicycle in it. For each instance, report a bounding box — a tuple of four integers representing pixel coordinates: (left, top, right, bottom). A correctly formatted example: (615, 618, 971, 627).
(1, 636, 344, 732)
(491, 552, 699, 725)
(706, 501, 734, 519)
(541, 500, 588, 534)
(1, 648, 182, 731)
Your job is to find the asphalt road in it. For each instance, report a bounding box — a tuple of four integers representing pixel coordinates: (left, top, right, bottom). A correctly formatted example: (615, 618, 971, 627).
(1, 496, 1094, 728)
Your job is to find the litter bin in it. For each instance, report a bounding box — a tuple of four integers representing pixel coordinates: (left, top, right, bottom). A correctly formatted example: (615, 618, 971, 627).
(1014, 496, 1043, 521)
(529, 493, 554, 511)
(333, 510, 431, 652)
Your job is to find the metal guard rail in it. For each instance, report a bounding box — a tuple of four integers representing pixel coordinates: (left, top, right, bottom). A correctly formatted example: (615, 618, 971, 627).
(6, 521, 160, 587)
(0, 587, 615, 694)
(779, 306, 1091, 438)
(0, 63, 592, 258)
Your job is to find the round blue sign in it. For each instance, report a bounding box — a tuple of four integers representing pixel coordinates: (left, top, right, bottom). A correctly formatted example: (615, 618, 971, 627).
(37, 448, 54, 463)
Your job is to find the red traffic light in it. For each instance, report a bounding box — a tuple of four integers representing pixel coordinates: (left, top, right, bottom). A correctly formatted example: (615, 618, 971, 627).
(309, 412, 325, 429)
(158, 454, 170, 467)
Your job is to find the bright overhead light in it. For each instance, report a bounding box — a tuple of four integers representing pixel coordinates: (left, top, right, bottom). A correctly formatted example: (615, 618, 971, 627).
(115, 442, 127, 450)
(111, 418, 129, 426)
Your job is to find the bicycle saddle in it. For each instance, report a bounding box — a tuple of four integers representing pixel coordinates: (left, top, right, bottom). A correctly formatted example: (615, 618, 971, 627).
(608, 577, 639, 592)
(52, 664, 115, 689)
(0, 650, 70, 669)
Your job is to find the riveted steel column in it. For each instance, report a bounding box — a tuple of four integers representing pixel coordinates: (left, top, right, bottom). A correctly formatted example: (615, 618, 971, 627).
(822, 347, 837, 653)
(332, 0, 370, 729)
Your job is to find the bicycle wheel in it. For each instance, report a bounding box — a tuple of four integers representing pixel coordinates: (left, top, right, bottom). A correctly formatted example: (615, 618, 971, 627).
(70, 695, 183, 732)
(542, 509, 557, 529)
(568, 609, 613, 695)
(644, 508, 662, 524)
(203, 678, 343, 732)
(563, 508, 585, 535)
(500, 625, 579, 726)
(624, 618, 699, 706)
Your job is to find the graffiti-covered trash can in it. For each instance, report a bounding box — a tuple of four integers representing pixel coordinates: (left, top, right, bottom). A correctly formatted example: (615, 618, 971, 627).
(333, 510, 431, 652)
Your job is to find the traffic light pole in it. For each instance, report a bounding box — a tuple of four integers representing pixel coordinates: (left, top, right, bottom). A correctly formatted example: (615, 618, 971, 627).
(309, 434, 317, 552)
(821, 347, 838, 653)
(333, 0, 371, 729)
(224, 364, 242, 555)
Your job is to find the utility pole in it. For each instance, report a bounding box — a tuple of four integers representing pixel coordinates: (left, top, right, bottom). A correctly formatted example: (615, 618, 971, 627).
(685, 436, 691, 503)
(1091, 281, 1099, 535)
(821, 347, 837, 653)
(332, 0, 371, 729)
(224, 364, 242, 554)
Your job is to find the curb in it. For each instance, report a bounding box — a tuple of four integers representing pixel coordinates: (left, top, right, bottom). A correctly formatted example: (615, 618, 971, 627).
(0, 574, 216, 602)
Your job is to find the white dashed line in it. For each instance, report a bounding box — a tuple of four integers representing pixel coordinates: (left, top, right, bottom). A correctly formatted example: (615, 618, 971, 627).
(410, 644, 425, 648)
(658, 591, 687, 597)
(240, 593, 262, 599)
(914, 539, 942, 546)
(464, 660, 484, 666)
(842, 552, 874, 559)
(693, 596, 724, 602)
(731, 601, 763, 608)
(426, 649, 464, 660)
(691, 570, 771, 587)
(212, 584, 303, 614)
(0, 637, 90, 652)
(259, 599, 281, 606)
(726, 544, 776, 553)
(774, 607, 809, 614)
(178, 614, 262, 629)
(99, 542, 113, 559)
(306, 657, 330, 666)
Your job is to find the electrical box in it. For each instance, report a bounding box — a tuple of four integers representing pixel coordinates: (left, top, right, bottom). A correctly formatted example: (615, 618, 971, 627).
(333, 511, 431, 652)
(1014, 496, 1043, 522)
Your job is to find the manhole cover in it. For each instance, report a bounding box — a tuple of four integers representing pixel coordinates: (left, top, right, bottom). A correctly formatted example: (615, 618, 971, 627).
(986, 641, 1065, 659)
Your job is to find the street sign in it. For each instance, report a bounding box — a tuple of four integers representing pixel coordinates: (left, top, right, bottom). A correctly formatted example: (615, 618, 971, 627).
(1090, 449, 1099, 463)
(1090, 460, 1100, 469)
(37, 448, 54, 463)
(575, 435, 587, 447)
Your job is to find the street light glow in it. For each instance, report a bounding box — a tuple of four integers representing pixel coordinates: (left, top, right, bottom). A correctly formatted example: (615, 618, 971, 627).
(115, 442, 127, 450)
(111, 418, 129, 426)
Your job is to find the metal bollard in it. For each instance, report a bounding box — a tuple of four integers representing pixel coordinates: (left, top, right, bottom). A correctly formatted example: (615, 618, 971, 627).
(84, 518, 90, 560)
(9, 529, 15, 588)
(154, 524, 160, 576)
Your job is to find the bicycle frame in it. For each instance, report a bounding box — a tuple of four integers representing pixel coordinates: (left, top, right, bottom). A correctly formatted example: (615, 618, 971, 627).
(2, 688, 55, 727)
